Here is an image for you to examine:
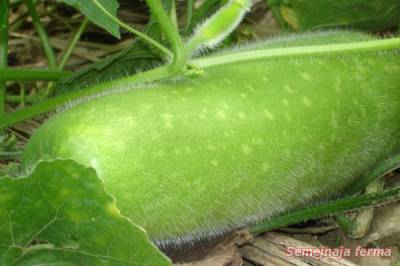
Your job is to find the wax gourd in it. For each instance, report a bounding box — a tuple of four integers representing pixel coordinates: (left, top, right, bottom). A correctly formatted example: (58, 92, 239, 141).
(22, 31, 400, 246)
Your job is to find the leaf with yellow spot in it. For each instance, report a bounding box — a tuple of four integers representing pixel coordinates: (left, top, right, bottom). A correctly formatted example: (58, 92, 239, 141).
(0, 159, 171, 266)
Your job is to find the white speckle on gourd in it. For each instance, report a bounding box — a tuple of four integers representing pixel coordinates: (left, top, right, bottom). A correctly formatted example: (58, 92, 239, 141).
(162, 113, 174, 128)
(211, 159, 219, 167)
(334, 78, 343, 93)
(301, 72, 313, 81)
(263, 109, 275, 121)
(222, 101, 230, 109)
(282, 99, 290, 107)
(151, 132, 161, 140)
(331, 112, 339, 128)
(241, 144, 252, 154)
(261, 163, 270, 172)
(216, 110, 227, 120)
(285, 113, 292, 122)
(207, 144, 217, 151)
(224, 78, 233, 84)
(360, 105, 367, 117)
(284, 85, 294, 94)
(184, 147, 192, 154)
(238, 112, 247, 119)
(246, 85, 256, 92)
(143, 103, 153, 111)
(162, 113, 173, 120)
(302, 96, 312, 107)
(251, 138, 264, 146)
(127, 118, 138, 127)
(154, 150, 165, 158)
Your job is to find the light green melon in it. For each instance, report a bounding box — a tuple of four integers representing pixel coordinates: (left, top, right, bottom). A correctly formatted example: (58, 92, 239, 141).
(22, 32, 400, 246)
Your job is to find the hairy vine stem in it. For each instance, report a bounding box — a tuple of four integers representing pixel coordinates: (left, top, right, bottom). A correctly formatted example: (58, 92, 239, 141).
(191, 37, 400, 68)
(0, 37, 400, 129)
(145, 0, 185, 74)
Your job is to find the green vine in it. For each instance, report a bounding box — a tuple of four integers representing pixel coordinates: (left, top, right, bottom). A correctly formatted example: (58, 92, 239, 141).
(0, 0, 9, 122)
(185, 0, 194, 31)
(0, 68, 70, 81)
(145, 0, 185, 74)
(192, 37, 400, 68)
(250, 184, 400, 235)
(57, 17, 89, 70)
(1, 36, 400, 130)
(23, 0, 57, 69)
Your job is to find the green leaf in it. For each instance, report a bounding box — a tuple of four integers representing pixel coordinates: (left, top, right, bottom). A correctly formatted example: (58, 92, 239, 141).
(54, 0, 177, 94)
(269, 0, 400, 32)
(56, 0, 120, 38)
(0, 159, 171, 265)
(54, 0, 234, 94)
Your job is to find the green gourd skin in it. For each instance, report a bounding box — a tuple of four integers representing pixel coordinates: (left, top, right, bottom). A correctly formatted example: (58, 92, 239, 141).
(21, 32, 400, 247)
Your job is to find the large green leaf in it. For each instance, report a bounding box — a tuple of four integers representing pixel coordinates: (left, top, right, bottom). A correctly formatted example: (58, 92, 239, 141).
(0, 159, 171, 266)
(269, 0, 400, 32)
(54, 0, 173, 94)
(57, 0, 120, 38)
